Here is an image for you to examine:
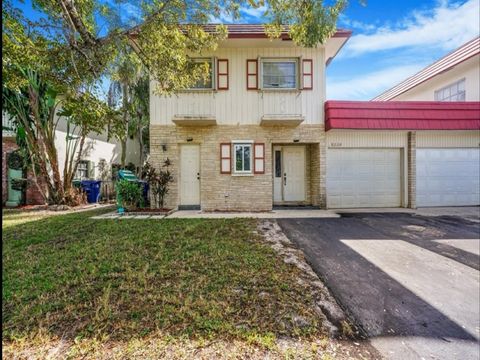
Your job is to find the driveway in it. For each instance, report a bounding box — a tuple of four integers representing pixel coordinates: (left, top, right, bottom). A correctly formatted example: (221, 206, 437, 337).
(277, 209, 480, 360)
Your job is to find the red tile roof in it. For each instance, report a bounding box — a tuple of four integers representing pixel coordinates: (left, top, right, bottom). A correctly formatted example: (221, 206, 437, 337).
(325, 101, 480, 131)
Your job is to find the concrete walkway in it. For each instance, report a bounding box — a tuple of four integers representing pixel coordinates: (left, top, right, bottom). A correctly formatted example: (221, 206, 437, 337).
(165, 209, 340, 219)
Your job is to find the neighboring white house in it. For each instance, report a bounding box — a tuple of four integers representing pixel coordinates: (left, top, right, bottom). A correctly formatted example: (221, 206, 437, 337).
(2, 112, 141, 205)
(349, 36, 480, 209)
(373, 37, 480, 102)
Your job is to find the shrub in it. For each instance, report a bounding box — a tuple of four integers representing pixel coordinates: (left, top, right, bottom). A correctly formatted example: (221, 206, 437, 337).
(64, 187, 87, 207)
(116, 179, 144, 210)
(142, 159, 173, 209)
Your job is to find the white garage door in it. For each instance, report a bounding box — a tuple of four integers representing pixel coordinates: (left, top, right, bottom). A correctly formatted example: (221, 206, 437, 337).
(417, 148, 480, 207)
(327, 149, 402, 208)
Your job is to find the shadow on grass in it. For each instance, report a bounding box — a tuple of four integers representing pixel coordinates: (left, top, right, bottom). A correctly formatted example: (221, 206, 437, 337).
(3, 209, 327, 349)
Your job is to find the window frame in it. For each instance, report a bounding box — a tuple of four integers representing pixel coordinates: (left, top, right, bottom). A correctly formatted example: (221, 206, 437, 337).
(434, 78, 466, 102)
(259, 58, 299, 90)
(232, 140, 254, 174)
(75, 160, 89, 180)
(186, 57, 216, 91)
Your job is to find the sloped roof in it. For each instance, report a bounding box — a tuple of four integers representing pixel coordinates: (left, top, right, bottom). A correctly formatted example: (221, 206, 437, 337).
(373, 37, 480, 101)
(202, 24, 351, 39)
(325, 100, 480, 131)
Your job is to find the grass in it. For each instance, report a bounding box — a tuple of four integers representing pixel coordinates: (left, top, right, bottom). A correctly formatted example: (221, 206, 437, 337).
(3, 208, 360, 359)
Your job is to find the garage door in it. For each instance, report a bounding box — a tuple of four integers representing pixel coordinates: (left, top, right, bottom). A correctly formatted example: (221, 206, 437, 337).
(327, 149, 402, 208)
(417, 148, 480, 207)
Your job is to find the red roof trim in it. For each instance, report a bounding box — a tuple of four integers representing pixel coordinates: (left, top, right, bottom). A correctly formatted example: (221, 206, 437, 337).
(203, 24, 351, 40)
(325, 101, 480, 131)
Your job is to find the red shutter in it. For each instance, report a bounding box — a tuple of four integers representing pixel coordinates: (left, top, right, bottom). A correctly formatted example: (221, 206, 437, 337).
(220, 143, 231, 174)
(302, 59, 313, 90)
(253, 143, 265, 174)
(217, 59, 229, 90)
(247, 59, 258, 90)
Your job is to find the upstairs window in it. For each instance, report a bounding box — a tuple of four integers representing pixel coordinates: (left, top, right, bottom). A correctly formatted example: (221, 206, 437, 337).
(190, 58, 214, 90)
(261, 59, 298, 89)
(434, 78, 466, 101)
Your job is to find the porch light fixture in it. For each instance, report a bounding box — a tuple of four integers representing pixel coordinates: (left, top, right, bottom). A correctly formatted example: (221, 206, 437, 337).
(162, 144, 167, 151)
(293, 139, 300, 143)
(186, 137, 193, 142)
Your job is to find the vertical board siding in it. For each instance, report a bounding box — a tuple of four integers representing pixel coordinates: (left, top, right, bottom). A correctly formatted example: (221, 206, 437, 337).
(151, 47, 325, 125)
(416, 131, 480, 148)
(326, 131, 409, 148)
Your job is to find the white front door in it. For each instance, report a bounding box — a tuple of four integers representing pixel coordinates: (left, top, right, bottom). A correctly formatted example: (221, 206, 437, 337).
(180, 145, 200, 205)
(417, 148, 480, 206)
(283, 146, 306, 202)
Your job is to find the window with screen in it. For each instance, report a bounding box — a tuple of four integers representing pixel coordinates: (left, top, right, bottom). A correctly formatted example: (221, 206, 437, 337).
(261, 59, 298, 89)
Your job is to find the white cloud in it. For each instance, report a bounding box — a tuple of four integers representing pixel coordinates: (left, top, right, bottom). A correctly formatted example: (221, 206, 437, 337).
(339, 15, 377, 33)
(209, 4, 268, 23)
(240, 5, 268, 20)
(344, 0, 480, 57)
(327, 64, 425, 100)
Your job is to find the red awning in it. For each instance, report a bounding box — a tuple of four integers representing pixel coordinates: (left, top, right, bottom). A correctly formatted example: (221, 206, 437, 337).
(325, 101, 480, 131)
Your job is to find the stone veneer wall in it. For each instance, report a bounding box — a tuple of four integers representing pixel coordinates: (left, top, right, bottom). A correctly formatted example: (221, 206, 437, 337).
(150, 124, 326, 211)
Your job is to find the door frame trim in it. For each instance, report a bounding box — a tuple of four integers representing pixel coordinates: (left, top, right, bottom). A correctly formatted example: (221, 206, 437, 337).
(272, 145, 307, 204)
(179, 144, 201, 207)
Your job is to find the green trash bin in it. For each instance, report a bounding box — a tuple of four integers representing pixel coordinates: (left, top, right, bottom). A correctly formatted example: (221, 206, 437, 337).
(116, 170, 140, 214)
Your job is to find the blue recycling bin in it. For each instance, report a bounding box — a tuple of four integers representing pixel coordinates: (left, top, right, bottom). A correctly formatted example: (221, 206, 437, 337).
(139, 180, 149, 204)
(81, 180, 102, 203)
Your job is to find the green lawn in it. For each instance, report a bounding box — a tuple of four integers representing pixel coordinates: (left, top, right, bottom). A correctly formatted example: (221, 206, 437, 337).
(3, 208, 353, 358)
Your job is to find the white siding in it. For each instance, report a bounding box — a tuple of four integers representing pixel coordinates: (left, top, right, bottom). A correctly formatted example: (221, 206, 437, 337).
(393, 55, 480, 101)
(150, 47, 326, 125)
(417, 131, 480, 148)
(326, 131, 408, 148)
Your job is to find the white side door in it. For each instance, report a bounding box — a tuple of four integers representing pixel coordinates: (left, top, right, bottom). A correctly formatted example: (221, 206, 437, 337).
(180, 145, 200, 205)
(417, 148, 480, 206)
(283, 146, 305, 202)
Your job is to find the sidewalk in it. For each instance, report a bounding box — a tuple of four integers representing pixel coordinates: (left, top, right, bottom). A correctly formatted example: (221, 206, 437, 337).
(166, 209, 340, 219)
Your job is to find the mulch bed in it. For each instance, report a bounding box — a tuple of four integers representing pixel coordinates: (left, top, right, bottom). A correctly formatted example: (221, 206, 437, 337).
(123, 208, 172, 215)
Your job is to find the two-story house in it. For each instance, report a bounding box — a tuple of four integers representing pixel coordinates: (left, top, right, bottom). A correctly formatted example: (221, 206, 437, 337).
(149, 24, 351, 211)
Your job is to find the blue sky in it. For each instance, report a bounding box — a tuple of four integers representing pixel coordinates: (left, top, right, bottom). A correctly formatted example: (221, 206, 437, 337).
(15, 0, 480, 100)
(228, 0, 480, 100)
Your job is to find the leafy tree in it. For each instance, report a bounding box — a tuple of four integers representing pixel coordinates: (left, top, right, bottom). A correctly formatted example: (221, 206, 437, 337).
(107, 48, 142, 168)
(2, 69, 113, 205)
(4, 0, 347, 95)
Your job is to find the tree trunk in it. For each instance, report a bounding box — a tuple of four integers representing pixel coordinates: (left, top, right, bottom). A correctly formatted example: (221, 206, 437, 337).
(138, 127, 144, 172)
(121, 138, 127, 168)
(121, 82, 129, 168)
